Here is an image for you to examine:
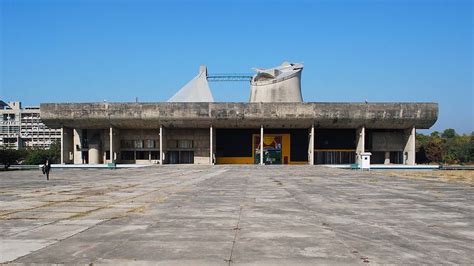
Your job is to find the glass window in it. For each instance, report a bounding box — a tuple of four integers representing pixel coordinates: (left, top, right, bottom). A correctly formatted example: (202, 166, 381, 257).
(145, 139, 155, 149)
(134, 140, 143, 149)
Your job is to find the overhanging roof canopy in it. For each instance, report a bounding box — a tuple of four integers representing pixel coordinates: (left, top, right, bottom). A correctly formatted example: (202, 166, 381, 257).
(40, 102, 438, 130)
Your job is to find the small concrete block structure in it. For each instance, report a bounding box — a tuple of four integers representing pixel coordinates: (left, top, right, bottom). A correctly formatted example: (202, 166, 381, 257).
(360, 152, 372, 170)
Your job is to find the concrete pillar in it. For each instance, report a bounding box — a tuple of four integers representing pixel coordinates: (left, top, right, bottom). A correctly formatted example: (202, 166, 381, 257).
(112, 128, 120, 163)
(73, 129, 83, 164)
(88, 144, 100, 164)
(209, 125, 214, 165)
(159, 125, 163, 165)
(404, 126, 416, 165)
(356, 126, 365, 164)
(60, 126, 64, 164)
(384, 151, 390, 165)
(61, 127, 73, 164)
(260, 125, 264, 165)
(109, 126, 114, 163)
(309, 124, 314, 165)
(212, 126, 216, 164)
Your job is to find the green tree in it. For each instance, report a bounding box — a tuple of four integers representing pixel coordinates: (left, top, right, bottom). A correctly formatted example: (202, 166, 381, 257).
(0, 149, 25, 169)
(424, 139, 443, 163)
(441, 128, 456, 139)
(23, 141, 61, 165)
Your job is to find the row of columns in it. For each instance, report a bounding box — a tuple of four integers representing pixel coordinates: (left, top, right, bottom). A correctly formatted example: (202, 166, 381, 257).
(60, 125, 416, 166)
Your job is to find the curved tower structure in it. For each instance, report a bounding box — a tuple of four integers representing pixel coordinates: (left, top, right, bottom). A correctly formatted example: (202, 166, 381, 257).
(250, 62, 303, 102)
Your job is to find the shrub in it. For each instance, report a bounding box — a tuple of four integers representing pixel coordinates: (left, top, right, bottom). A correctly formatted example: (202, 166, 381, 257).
(0, 149, 25, 169)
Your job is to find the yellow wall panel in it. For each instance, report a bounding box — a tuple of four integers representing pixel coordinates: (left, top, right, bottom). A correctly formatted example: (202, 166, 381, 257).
(216, 157, 253, 164)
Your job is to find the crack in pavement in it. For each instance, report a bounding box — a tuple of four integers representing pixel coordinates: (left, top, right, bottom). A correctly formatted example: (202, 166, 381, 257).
(225, 172, 250, 265)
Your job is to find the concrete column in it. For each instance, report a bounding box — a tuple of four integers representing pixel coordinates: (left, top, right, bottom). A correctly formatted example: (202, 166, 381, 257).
(260, 125, 264, 165)
(112, 128, 120, 163)
(209, 125, 214, 165)
(212, 126, 216, 164)
(309, 124, 314, 165)
(60, 126, 64, 164)
(109, 126, 113, 163)
(89, 144, 100, 164)
(73, 129, 83, 164)
(159, 125, 163, 165)
(384, 151, 390, 165)
(356, 126, 365, 164)
(404, 126, 416, 165)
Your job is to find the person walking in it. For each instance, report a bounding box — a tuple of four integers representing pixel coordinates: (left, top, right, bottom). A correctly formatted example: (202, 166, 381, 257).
(43, 158, 51, 180)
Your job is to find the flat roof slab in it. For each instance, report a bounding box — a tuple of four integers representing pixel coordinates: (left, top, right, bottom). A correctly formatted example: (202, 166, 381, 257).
(40, 102, 438, 129)
(1, 165, 471, 264)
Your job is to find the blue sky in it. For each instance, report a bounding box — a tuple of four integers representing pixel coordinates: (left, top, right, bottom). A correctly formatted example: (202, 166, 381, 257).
(0, 0, 472, 133)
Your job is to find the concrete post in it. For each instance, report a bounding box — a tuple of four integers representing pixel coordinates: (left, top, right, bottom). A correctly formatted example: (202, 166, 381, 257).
(159, 125, 163, 165)
(73, 129, 83, 164)
(356, 126, 365, 164)
(209, 125, 214, 165)
(60, 126, 64, 164)
(384, 151, 390, 165)
(309, 124, 314, 165)
(404, 126, 416, 165)
(109, 126, 113, 163)
(260, 125, 264, 165)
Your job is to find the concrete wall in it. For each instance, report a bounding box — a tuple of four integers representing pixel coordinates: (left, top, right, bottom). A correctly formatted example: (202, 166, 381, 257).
(119, 129, 160, 164)
(371, 132, 405, 151)
(166, 128, 210, 164)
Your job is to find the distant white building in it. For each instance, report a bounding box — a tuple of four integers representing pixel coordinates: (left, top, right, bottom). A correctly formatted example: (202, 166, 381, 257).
(0, 101, 61, 149)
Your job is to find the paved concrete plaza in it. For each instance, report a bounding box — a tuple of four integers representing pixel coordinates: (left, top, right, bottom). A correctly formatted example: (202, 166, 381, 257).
(1, 166, 473, 265)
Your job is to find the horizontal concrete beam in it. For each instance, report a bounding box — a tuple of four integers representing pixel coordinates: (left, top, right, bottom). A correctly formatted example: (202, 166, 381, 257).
(40, 102, 438, 129)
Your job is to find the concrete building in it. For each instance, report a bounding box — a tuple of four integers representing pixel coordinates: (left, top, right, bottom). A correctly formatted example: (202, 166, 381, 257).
(0, 101, 61, 149)
(40, 63, 438, 166)
(250, 62, 304, 103)
(40, 102, 437, 166)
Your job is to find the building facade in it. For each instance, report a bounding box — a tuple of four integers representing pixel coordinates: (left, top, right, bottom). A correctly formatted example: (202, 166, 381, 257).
(0, 101, 61, 149)
(40, 102, 438, 165)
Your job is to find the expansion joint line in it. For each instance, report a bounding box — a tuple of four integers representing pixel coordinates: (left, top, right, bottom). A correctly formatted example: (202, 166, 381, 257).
(225, 205, 243, 265)
(225, 174, 249, 265)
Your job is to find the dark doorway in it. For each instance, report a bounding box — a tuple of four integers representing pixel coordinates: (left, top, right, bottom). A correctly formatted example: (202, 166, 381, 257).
(81, 151, 89, 164)
(314, 129, 356, 164)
